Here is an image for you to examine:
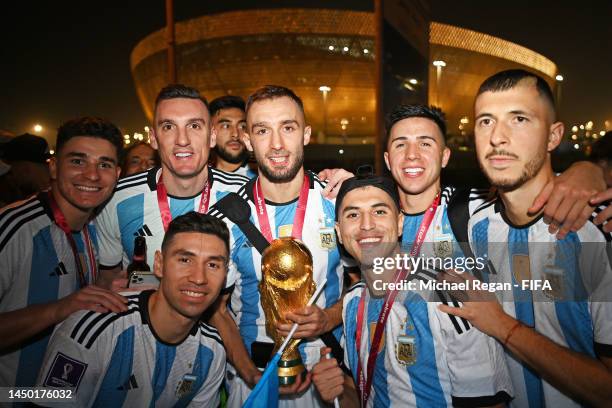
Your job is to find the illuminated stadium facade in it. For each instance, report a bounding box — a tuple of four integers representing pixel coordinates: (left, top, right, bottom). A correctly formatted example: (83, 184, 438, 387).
(130, 8, 557, 147)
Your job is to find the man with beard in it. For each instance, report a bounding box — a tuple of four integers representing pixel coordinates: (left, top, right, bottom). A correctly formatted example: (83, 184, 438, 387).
(36, 212, 228, 407)
(96, 84, 250, 280)
(210, 95, 256, 178)
(440, 69, 612, 407)
(0, 117, 127, 387)
(209, 85, 346, 407)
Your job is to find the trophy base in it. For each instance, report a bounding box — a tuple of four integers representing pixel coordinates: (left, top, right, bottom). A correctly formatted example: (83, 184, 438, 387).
(277, 357, 306, 386)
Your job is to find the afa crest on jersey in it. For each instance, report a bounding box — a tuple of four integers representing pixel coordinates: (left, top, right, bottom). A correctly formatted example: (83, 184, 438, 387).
(395, 335, 416, 366)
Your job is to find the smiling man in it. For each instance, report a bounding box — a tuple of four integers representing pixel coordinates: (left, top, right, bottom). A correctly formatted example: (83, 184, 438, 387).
(36, 212, 228, 407)
(310, 174, 512, 407)
(0, 117, 127, 387)
(209, 85, 346, 407)
(96, 85, 249, 277)
(210, 95, 256, 178)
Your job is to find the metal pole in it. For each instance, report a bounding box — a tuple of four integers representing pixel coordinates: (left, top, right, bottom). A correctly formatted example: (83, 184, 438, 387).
(166, 0, 177, 84)
(374, 0, 383, 175)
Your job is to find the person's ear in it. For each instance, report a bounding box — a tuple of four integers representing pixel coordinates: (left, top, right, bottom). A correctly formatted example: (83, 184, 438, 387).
(49, 157, 57, 180)
(154, 250, 164, 279)
(384, 152, 391, 171)
(303, 125, 311, 146)
(547, 122, 564, 151)
(334, 223, 343, 245)
(441, 147, 451, 168)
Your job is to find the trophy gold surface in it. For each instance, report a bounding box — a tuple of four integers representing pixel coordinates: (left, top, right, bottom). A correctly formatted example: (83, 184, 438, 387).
(260, 237, 316, 385)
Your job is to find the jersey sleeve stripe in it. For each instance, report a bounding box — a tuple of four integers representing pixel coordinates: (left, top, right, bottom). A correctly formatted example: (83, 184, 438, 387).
(77, 312, 113, 344)
(0, 208, 46, 253)
(0, 197, 41, 225)
(85, 308, 139, 349)
(70, 311, 97, 339)
(116, 178, 148, 192)
(70, 300, 140, 343)
(117, 172, 148, 184)
(199, 328, 224, 346)
(450, 298, 471, 331)
(0, 201, 44, 235)
(346, 281, 365, 294)
(436, 290, 464, 334)
(211, 168, 250, 184)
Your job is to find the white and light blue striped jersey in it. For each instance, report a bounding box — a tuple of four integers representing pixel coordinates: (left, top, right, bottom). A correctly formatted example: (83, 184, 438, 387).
(209, 171, 344, 369)
(468, 196, 612, 408)
(96, 166, 248, 268)
(230, 162, 257, 179)
(342, 281, 513, 407)
(36, 291, 226, 408)
(401, 186, 491, 262)
(0, 193, 97, 387)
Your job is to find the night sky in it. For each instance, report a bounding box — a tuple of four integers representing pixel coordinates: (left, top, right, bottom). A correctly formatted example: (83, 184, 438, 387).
(2, 1, 610, 145)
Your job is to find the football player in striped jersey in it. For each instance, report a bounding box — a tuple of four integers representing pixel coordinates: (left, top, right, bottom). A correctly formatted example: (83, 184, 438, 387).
(96, 84, 250, 288)
(0, 117, 127, 387)
(312, 175, 513, 407)
(440, 69, 612, 407)
(36, 212, 228, 407)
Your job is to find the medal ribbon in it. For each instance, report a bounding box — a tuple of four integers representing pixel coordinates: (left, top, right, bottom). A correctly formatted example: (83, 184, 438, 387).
(157, 171, 210, 232)
(253, 173, 310, 242)
(47, 191, 97, 288)
(355, 193, 440, 406)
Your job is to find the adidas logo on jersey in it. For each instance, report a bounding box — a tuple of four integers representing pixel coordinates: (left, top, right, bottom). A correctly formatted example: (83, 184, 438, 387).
(134, 224, 153, 237)
(49, 262, 68, 277)
(117, 374, 139, 390)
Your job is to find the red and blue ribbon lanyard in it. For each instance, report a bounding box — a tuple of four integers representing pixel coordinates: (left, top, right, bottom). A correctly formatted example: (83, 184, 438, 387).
(156, 170, 210, 232)
(252, 173, 310, 242)
(47, 191, 97, 288)
(355, 193, 440, 406)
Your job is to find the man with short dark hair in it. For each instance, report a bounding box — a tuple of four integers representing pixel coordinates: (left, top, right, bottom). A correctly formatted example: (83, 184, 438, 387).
(0, 117, 127, 387)
(96, 84, 250, 283)
(311, 174, 513, 407)
(440, 69, 612, 407)
(210, 95, 256, 178)
(121, 142, 158, 176)
(209, 85, 349, 407)
(36, 212, 228, 407)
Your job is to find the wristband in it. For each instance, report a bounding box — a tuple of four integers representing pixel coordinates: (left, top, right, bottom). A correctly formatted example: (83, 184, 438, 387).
(503, 321, 522, 346)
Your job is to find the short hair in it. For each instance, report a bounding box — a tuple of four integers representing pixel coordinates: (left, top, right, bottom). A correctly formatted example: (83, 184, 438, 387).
(210, 95, 246, 117)
(477, 69, 556, 117)
(154, 84, 209, 117)
(121, 141, 158, 169)
(385, 104, 447, 147)
(246, 85, 304, 116)
(161, 212, 230, 257)
(56, 117, 123, 160)
(590, 131, 612, 163)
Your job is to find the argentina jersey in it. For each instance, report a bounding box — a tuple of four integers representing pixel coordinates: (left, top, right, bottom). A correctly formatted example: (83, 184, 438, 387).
(209, 171, 343, 369)
(231, 162, 257, 179)
(96, 166, 248, 268)
(468, 196, 612, 408)
(0, 193, 97, 387)
(401, 186, 491, 274)
(36, 291, 225, 407)
(342, 281, 513, 407)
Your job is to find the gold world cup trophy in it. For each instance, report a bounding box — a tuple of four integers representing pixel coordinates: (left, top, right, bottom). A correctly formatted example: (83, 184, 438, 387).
(260, 237, 316, 385)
